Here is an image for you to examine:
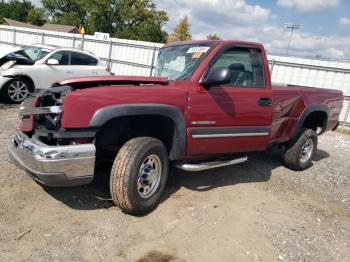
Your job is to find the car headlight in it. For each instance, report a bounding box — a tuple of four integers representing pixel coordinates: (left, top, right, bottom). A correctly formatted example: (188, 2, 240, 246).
(1, 60, 16, 70)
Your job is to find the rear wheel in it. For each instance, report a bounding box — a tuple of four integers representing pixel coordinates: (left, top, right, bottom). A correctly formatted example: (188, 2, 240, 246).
(110, 137, 169, 215)
(2, 78, 31, 103)
(283, 128, 317, 171)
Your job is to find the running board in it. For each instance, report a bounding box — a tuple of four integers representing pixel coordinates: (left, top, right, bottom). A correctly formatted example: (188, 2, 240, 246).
(174, 155, 248, 172)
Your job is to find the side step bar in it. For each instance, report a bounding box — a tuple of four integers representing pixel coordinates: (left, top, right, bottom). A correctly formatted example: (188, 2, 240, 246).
(174, 155, 248, 172)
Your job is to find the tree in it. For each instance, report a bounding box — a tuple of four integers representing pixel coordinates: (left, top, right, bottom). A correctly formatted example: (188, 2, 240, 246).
(42, 0, 169, 43)
(42, 0, 88, 27)
(27, 8, 46, 26)
(167, 16, 192, 43)
(112, 0, 168, 43)
(0, 0, 38, 24)
(207, 34, 221, 40)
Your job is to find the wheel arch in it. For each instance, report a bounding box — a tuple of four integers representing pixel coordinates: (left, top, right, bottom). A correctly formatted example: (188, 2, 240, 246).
(7, 74, 35, 92)
(89, 104, 187, 160)
(291, 104, 329, 140)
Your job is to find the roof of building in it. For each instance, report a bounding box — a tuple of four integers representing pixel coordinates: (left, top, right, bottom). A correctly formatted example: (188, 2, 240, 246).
(2, 18, 79, 33)
(41, 23, 79, 33)
(3, 18, 40, 29)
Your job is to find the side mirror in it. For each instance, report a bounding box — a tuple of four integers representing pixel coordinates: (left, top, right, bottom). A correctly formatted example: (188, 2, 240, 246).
(200, 67, 231, 87)
(47, 59, 59, 65)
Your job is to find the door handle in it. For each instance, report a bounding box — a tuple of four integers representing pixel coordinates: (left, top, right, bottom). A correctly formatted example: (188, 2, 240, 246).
(66, 71, 74, 74)
(258, 97, 272, 107)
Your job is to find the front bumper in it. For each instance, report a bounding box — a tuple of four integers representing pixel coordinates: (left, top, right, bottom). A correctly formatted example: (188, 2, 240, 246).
(8, 130, 96, 187)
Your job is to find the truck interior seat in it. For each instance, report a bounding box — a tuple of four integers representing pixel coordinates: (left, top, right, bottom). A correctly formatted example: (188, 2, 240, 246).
(229, 63, 246, 86)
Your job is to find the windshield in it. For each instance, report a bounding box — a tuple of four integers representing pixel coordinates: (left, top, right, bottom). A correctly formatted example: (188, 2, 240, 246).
(154, 44, 212, 80)
(15, 46, 52, 62)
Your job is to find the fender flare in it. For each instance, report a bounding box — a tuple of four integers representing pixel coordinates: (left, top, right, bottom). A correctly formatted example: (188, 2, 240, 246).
(88, 104, 187, 160)
(291, 104, 329, 140)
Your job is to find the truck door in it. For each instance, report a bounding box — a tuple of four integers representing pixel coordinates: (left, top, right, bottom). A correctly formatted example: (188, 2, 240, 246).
(187, 46, 273, 156)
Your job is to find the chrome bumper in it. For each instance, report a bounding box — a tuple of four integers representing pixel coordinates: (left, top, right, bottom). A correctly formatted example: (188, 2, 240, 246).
(8, 130, 96, 187)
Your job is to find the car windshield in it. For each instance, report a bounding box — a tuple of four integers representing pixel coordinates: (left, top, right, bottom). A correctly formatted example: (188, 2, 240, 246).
(154, 44, 213, 80)
(15, 46, 52, 62)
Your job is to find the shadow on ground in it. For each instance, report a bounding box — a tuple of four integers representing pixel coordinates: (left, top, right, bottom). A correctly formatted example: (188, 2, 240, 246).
(43, 148, 330, 211)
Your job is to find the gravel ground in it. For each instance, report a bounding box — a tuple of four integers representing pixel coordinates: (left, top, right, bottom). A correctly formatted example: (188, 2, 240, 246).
(0, 104, 349, 262)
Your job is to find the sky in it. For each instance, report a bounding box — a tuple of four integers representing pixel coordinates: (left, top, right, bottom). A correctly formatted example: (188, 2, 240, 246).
(152, 0, 350, 59)
(29, 0, 350, 59)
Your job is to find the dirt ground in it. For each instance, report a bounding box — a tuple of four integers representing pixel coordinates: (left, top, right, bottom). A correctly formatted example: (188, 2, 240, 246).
(0, 104, 349, 262)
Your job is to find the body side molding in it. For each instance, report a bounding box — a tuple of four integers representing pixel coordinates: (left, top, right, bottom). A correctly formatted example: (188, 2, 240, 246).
(190, 127, 270, 139)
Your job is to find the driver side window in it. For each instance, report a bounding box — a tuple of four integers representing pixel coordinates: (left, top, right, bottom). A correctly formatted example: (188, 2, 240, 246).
(212, 47, 265, 87)
(49, 51, 70, 65)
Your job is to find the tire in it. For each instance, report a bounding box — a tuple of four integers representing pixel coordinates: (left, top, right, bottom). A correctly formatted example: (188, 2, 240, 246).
(110, 137, 169, 215)
(283, 128, 317, 171)
(1, 78, 31, 103)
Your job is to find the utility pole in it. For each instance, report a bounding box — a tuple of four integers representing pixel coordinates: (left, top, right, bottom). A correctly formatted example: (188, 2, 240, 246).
(285, 23, 303, 55)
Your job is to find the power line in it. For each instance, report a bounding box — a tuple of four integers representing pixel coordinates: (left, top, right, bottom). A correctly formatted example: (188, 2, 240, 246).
(285, 23, 303, 55)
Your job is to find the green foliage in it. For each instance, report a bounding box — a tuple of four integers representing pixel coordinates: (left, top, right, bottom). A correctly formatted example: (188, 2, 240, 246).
(0, 0, 169, 43)
(167, 16, 192, 43)
(0, 0, 39, 24)
(27, 8, 46, 26)
(114, 0, 168, 43)
(207, 34, 221, 40)
(42, 0, 169, 43)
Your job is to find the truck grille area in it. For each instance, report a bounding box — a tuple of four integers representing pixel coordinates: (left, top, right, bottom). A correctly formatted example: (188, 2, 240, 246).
(19, 85, 72, 134)
(20, 94, 37, 126)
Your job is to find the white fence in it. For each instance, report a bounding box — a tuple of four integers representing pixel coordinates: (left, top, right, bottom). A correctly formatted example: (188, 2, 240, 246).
(0, 24, 349, 127)
(0, 25, 162, 76)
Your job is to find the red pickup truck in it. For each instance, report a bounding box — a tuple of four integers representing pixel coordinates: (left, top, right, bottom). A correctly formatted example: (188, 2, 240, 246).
(8, 40, 343, 214)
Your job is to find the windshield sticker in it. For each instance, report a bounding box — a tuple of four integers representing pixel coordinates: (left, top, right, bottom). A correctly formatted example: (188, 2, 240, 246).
(186, 46, 210, 54)
(192, 52, 203, 59)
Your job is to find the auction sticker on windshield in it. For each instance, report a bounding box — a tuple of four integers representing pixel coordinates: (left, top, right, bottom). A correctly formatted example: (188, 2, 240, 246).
(186, 46, 210, 54)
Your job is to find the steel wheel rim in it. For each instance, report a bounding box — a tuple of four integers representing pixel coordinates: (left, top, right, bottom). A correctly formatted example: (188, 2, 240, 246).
(137, 154, 162, 198)
(299, 138, 314, 164)
(8, 81, 29, 102)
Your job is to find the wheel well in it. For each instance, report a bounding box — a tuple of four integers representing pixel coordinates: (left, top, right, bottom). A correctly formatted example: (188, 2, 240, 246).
(94, 115, 177, 161)
(302, 111, 327, 133)
(11, 75, 35, 92)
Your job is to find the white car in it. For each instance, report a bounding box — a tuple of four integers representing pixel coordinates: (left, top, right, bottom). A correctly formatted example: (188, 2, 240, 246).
(0, 44, 111, 103)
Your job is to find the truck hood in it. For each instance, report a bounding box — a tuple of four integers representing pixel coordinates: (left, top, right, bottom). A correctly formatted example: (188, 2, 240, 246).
(19, 75, 176, 132)
(55, 75, 169, 90)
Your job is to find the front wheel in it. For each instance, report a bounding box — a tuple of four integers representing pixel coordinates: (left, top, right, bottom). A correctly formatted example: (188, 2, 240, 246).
(1, 78, 31, 103)
(283, 128, 318, 171)
(110, 137, 169, 215)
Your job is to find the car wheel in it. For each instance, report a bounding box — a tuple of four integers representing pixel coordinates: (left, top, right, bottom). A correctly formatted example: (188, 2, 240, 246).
(283, 128, 318, 171)
(2, 78, 31, 103)
(110, 137, 169, 215)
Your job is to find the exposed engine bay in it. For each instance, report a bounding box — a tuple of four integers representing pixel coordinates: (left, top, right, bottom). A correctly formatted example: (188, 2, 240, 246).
(20, 85, 96, 146)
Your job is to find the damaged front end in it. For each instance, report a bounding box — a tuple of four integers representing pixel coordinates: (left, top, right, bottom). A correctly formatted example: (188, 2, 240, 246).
(19, 85, 96, 146)
(8, 85, 96, 187)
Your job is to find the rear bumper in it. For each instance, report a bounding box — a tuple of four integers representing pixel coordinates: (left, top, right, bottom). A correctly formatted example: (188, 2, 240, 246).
(8, 130, 95, 187)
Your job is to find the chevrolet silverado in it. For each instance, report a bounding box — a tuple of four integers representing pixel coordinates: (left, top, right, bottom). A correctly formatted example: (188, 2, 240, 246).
(8, 40, 343, 214)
